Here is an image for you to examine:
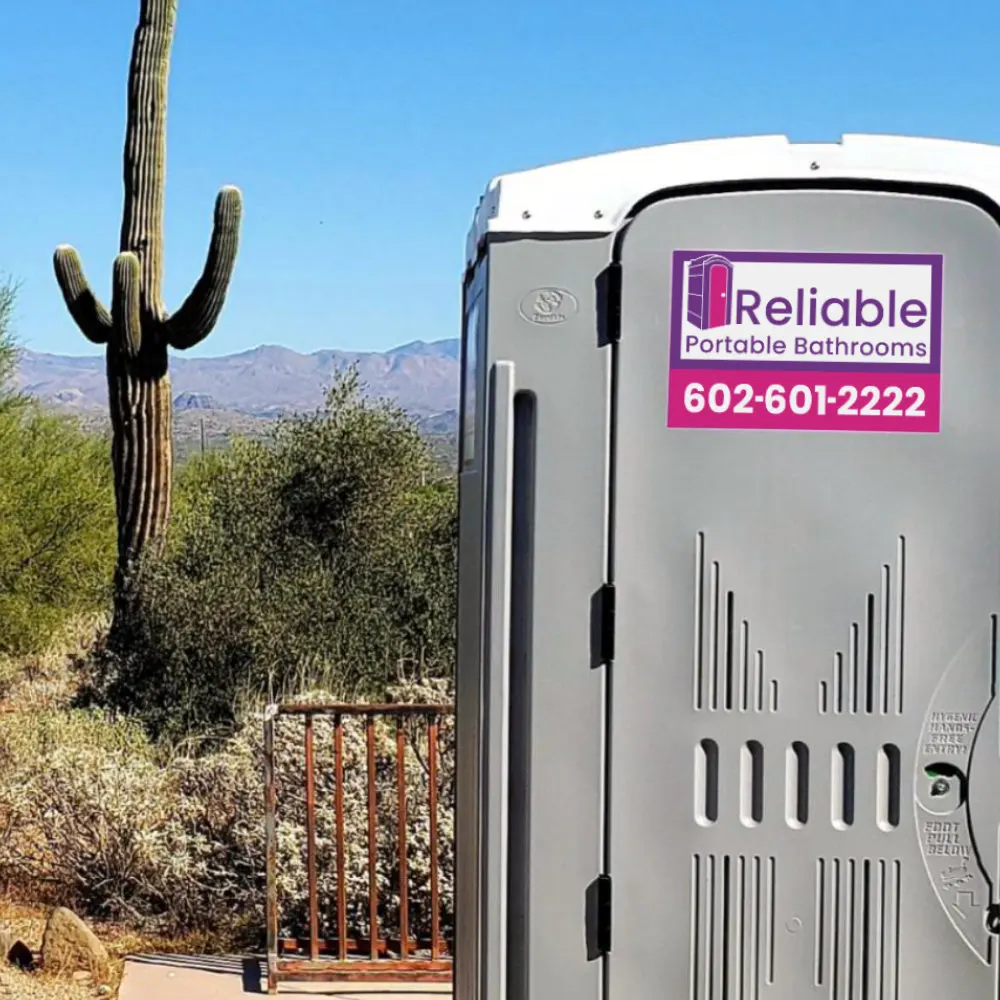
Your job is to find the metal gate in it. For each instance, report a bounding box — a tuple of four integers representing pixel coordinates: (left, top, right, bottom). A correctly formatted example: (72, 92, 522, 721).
(264, 702, 454, 992)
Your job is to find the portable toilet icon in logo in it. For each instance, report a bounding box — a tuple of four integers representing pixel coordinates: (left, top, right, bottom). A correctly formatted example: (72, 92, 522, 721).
(686, 253, 734, 329)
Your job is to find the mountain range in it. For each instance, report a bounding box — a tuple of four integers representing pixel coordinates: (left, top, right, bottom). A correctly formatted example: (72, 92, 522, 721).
(16, 338, 459, 416)
(15, 338, 461, 459)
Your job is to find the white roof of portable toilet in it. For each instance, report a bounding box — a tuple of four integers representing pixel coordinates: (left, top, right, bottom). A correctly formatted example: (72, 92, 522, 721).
(465, 134, 1000, 267)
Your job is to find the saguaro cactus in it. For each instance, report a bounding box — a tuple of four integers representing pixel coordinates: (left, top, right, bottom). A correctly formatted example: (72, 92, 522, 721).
(53, 0, 242, 612)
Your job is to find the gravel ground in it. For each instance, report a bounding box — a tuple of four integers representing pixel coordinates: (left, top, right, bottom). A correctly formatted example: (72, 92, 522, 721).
(0, 966, 107, 1000)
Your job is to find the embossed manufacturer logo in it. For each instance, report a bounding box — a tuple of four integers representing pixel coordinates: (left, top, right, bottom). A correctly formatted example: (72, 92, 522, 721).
(518, 287, 578, 326)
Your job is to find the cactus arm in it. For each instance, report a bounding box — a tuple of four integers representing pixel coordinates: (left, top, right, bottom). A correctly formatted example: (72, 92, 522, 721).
(53, 245, 113, 345)
(112, 252, 142, 358)
(164, 186, 243, 350)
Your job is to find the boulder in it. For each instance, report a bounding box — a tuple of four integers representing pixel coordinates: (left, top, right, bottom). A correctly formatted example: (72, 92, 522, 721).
(40, 908, 109, 978)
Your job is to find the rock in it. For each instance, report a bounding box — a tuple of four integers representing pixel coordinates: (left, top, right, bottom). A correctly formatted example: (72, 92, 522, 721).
(0, 927, 35, 970)
(72, 969, 93, 982)
(40, 907, 109, 978)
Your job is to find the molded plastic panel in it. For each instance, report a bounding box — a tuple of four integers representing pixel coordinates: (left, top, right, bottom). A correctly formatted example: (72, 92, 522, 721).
(609, 188, 1000, 998)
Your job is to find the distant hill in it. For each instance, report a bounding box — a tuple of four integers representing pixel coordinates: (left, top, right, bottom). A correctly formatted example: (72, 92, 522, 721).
(16, 338, 460, 464)
(173, 392, 221, 411)
(16, 338, 460, 416)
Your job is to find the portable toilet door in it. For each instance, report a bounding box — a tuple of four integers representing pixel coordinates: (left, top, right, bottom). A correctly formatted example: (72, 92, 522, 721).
(456, 135, 1000, 1000)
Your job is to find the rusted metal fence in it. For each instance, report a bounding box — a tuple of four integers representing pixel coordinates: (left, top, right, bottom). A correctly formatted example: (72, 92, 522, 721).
(264, 702, 454, 992)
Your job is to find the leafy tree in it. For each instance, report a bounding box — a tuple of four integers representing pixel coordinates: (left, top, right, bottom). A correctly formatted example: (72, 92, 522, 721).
(102, 370, 457, 739)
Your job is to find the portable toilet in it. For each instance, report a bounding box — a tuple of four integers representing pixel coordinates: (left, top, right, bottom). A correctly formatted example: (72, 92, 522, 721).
(454, 135, 1000, 1000)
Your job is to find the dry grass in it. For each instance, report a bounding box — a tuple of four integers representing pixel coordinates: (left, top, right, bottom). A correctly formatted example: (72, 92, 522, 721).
(0, 899, 229, 999)
(0, 900, 117, 998)
(0, 616, 107, 714)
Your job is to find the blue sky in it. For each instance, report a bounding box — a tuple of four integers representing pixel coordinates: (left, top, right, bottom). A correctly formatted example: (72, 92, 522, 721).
(2, 0, 999, 358)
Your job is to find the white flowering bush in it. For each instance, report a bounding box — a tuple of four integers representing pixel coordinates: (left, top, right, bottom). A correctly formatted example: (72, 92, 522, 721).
(0, 679, 455, 950)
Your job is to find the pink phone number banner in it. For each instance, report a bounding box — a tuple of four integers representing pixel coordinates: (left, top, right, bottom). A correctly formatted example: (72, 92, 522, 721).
(666, 250, 943, 433)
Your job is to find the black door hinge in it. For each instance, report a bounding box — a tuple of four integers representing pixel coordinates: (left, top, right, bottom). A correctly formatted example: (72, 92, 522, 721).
(598, 582, 616, 664)
(586, 874, 613, 959)
(599, 262, 622, 346)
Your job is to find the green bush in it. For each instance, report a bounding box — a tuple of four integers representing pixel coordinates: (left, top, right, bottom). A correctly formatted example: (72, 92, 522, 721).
(0, 279, 116, 656)
(102, 371, 457, 740)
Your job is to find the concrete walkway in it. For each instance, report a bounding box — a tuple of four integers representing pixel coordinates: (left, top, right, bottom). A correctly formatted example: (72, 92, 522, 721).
(119, 955, 453, 999)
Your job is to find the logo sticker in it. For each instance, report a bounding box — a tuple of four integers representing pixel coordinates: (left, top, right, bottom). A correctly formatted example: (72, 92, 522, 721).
(667, 250, 943, 432)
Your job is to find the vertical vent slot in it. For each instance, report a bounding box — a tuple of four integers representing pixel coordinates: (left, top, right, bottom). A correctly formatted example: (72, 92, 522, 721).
(832, 743, 856, 830)
(741, 741, 764, 827)
(696, 739, 720, 825)
(709, 561, 721, 710)
(865, 594, 877, 715)
(724, 591, 736, 711)
(815, 859, 826, 986)
(877, 744, 901, 831)
(786, 741, 810, 828)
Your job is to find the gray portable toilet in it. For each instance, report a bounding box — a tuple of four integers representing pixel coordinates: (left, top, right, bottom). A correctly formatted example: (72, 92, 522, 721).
(455, 134, 1000, 1000)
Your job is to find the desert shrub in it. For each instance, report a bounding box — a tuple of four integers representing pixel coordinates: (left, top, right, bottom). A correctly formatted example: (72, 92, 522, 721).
(0, 708, 161, 913)
(0, 278, 116, 657)
(0, 679, 454, 942)
(101, 371, 457, 740)
(0, 407, 116, 656)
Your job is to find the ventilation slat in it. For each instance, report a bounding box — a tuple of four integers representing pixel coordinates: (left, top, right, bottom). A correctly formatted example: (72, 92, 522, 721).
(813, 858, 901, 1000)
(820, 536, 906, 716)
(690, 855, 773, 1000)
(691, 533, 772, 713)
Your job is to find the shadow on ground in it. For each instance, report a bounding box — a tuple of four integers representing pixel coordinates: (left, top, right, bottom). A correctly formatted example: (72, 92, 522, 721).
(122, 954, 453, 997)
(126, 954, 263, 992)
